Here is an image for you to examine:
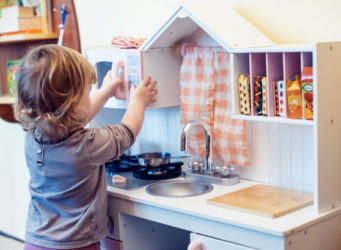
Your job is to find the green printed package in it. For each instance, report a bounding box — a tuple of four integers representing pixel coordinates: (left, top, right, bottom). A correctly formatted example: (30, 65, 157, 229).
(7, 59, 22, 96)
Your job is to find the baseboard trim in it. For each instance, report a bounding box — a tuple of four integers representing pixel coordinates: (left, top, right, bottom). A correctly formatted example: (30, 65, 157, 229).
(0, 230, 24, 243)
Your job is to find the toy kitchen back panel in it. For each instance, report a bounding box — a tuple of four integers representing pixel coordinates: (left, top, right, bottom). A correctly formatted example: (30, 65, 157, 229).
(86, 4, 314, 197)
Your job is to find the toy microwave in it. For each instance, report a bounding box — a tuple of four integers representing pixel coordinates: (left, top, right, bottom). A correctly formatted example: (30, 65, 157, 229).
(111, 49, 143, 101)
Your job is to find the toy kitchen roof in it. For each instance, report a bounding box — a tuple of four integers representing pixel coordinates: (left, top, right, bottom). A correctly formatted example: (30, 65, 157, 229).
(142, 3, 275, 52)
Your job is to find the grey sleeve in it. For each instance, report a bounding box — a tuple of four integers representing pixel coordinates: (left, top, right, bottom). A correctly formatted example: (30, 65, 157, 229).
(86, 123, 136, 167)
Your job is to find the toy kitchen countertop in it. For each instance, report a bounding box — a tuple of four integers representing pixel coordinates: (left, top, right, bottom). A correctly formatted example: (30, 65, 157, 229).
(106, 173, 327, 234)
(105, 159, 341, 250)
(107, 176, 341, 250)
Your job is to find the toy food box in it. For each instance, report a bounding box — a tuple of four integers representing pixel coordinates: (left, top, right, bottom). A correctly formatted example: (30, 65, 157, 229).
(7, 59, 22, 96)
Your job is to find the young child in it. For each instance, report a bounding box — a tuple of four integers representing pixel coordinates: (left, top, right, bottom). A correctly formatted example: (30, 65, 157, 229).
(14, 44, 157, 250)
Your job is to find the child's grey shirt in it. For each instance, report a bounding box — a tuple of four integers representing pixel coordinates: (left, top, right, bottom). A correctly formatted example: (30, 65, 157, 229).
(24, 123, 135, 249)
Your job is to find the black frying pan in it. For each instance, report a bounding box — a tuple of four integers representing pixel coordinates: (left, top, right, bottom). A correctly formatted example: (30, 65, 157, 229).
(136, 152, 189, 167)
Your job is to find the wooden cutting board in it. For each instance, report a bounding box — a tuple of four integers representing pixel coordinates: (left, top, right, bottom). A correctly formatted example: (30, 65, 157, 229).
(207, 184, 313, 218)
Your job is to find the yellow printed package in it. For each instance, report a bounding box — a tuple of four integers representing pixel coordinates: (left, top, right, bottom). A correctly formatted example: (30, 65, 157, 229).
(287, 75, 302, 119)
(238, 74, 251, 115)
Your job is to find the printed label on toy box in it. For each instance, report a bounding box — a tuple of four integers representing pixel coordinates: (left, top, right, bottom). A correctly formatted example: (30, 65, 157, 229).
(7, 59, 22, 96)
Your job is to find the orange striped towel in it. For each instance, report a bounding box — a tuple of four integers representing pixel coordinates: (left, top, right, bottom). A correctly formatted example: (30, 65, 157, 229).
(180, 46, 249, 166)
(111, 36, 147, 49)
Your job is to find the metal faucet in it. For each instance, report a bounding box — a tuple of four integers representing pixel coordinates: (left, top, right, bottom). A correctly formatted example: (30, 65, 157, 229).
(180, 120, 213, 174)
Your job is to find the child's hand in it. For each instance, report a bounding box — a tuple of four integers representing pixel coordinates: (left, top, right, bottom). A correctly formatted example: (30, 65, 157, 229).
(121, 76, 157, 135)
(101, 70, 126, 100)
(129, 76, 157, 106)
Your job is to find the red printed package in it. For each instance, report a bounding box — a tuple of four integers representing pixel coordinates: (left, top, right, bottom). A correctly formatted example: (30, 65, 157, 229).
(301, 67, 313, 120)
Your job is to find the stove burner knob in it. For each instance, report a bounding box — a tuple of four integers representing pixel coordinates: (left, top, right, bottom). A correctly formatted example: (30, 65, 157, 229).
(192, 163, 200, 173)
(213, 166, 221, 175)
(221, 166, 230, 177)
(187, 162, 193, 169)
(189, 161, 204, 173)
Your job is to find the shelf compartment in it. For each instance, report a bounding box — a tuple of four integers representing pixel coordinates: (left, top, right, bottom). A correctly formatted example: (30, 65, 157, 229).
(0, 33, 58, 44)
(0, 0, 80, 123)
(250, 53, 266, 116)
(232, 53, 250, 115)
(284, 52, 301, 78)
(266, 52, 283, 117)
(301, 52, 314, 121)
(301, 52, 313, 69)
(283, 52, 301, 119)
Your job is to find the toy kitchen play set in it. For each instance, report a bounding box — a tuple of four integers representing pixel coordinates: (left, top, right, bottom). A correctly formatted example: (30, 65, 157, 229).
(86, 4, 341, 250)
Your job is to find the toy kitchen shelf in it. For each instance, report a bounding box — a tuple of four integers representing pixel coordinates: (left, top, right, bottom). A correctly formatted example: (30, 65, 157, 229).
(229, 41, 341, 216)
(0, 33, 59, 44)
(0, 0, 80, 123)
(0, 96, 15, 104)
(231, 45, 315, 126)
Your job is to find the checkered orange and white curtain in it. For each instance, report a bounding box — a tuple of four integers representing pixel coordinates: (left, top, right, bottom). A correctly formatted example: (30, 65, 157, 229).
(180, 46, 249, 166)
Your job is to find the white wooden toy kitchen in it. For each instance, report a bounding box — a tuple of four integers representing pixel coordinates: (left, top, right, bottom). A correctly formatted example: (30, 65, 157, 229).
(86, 4, 341, 250)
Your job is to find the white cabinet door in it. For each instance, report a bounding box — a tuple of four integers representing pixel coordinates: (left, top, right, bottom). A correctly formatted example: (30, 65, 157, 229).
(190, 233, 256, 250)
(85, 46, 181, 109)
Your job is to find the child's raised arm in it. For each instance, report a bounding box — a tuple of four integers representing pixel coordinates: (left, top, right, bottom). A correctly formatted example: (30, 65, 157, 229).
(121, 76, 157, 135)
(86, 71, 124, 123)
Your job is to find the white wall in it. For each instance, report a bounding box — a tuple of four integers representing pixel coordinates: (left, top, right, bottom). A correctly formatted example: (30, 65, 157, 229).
(1, 0, 341, 240)
(0, 121, 29, 239)
(74, 0, 341, 48)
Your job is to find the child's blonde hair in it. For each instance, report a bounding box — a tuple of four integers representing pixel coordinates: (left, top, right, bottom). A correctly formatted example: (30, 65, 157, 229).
(14, 44, 97, 141)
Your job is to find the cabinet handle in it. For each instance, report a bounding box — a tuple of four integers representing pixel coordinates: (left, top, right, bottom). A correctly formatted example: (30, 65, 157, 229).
(112, 60, 125, 81)
(111, 60, 127, 100)
(187, 239, 203, 250)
